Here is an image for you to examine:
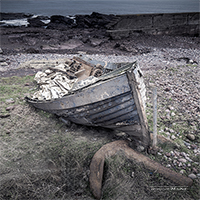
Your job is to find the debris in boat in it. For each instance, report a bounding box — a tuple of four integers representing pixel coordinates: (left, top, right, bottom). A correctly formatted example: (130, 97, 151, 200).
(89, 140, 193, 200)
(71, 76, 98, 91)
(31, 57, 104, 100)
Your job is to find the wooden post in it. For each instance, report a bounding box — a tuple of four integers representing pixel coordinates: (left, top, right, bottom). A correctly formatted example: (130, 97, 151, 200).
(153, 87, 157, 147)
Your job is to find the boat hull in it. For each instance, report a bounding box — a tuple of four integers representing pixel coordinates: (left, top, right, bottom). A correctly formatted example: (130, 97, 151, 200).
(26, 62, 150, 148)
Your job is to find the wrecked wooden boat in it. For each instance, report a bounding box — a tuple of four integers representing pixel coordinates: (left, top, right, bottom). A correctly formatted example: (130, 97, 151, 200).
(25, 58, 150, 148)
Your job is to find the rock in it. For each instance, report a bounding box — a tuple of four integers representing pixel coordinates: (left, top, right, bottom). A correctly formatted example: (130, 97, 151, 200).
(178, 162, 182, 167)
(171, 112, 176, 117)
(77, 51, 87, 55)
(170, 150, 174, 155)
(26, 48, 39, 54)
(28, 18, 46, 27)
(50, 15, 74, 25)
(186, 134, 195, 141)
(174, 150, 180, 156)
(165, 131, 170, 135)
(187, 163, 191, 167)
(178, 158, 187, 163)
(164, 87, 170, 92)
(0, 62, 8, 67)
(166, 164, 171, 168)
(192, 168, 198, 174)
(137, 145, 145, 152)
(0, 48, 3, 54)
(76, 12, 116, 29)
(166, 113, 170, 119)
(119, 44, 132, 52)
(197, 174, 200, 178)
(188, 173, 197, 179)
(191, 144, 197, 149)
(189, 59, 194, 64)
(89, 38, 104, 47)
(5, 98, 15, 104)
(163, 155, 167, 160)
(165, 152, 171, 157)
(0, 58, 5, 62)
(114, 42, 120, 48)
(193, 149, 199, 154)
(168, 105, 174, 110)
(174, 156, 178, 159)
(180, 152, 187, 157)
(173, 160, 177, 165)
(165, 132, 171, 138)
(169, 129, 175, 133)
(0, 114, 10, 118)
(81, 37, 90, 43)
(6, 105, 15, 111)
(185, 156, 193, 162)
(165, 109, 170, 113)
(47, 15, 75, 29)
(180, 170, 185, 174)
(171, 135, 176, 140)
(184, 141, 190, 146)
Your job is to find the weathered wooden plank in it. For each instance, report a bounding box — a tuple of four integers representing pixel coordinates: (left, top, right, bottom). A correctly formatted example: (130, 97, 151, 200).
(93, 105, 136, 124)
(127, 71, 150, 148)
(153, 87, 158, 147)
(96, 110, 138, 126)
(28, 74, 131, 111)
(89, 100, 135, 122)
(52, 91, 133, 117)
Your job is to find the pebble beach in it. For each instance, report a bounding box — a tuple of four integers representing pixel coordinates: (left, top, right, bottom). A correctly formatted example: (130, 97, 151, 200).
(0, 45, 199, 73)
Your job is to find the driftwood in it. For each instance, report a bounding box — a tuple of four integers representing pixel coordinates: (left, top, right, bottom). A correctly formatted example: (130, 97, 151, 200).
(48, 66, 77, 79)
(73, 56, 95, 69)
(89, 140, 193, 200)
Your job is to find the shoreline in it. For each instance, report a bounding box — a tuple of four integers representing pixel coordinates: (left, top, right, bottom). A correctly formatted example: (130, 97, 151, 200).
(0, 12, 199, 77)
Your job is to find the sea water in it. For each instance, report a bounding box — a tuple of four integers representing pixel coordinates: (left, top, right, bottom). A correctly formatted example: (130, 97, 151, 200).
(1, 0, 199, 16)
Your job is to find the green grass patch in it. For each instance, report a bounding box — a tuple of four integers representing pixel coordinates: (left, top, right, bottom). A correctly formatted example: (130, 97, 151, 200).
(0, 75, 35, 102)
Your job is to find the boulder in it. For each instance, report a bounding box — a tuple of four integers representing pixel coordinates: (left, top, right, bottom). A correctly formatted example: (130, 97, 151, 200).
(6, 105, 16, 111)
(28, 18, 46, 27)
(188, 173, 197, 179)
(47, 15, 75, 29)
(187, 134, 195, 141)
(50, 15, 74, 25)
(75, 12, 116, 29)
